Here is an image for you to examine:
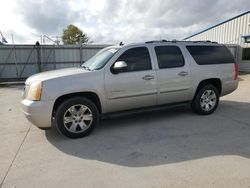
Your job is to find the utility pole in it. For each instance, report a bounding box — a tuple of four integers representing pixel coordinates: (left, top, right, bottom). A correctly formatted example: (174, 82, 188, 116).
(0, 31, 8, 43)
(11, 34, 14, 44)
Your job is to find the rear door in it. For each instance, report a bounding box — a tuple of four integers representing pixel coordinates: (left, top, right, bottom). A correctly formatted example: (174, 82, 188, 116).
(153, 45, 191, 105)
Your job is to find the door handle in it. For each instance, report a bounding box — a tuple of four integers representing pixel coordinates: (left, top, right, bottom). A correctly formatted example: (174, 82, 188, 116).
(142, 75, 154, 80)
(178, 71, 189, 77)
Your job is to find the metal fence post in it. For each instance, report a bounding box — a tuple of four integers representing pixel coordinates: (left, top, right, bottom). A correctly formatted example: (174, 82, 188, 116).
(36, 42, 41, 72)
(53, 45, 56, 70)
(13, 45, 19, 78)
(80, 44, 83, 65)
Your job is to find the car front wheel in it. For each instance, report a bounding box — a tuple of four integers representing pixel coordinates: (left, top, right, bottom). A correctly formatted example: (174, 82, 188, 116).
(55, 97, 99, 138)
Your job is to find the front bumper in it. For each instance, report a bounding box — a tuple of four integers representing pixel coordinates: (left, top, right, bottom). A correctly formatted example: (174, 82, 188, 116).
(21, 99, 54, 128)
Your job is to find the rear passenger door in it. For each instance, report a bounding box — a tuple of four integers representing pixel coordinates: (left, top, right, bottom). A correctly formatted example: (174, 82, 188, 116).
(153, 45, 191, 105)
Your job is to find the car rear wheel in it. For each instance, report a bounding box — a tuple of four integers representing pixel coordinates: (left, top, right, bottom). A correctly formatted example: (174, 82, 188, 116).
(55, 97, 99, 138)
(191, 85, 219, 115)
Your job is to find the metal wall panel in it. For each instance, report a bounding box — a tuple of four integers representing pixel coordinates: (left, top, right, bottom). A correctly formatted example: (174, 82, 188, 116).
(0, 44, 110, 81)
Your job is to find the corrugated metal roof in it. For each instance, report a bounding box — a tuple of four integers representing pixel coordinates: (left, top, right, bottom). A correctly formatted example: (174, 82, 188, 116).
(183, 10, 250, 40)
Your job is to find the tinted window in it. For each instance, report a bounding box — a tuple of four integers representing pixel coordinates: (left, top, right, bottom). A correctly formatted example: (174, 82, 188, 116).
(186, 45, 235, 65)
(116, 47, 151, 72)
(155, 46, 184, 68)
(227, 46, 237, 58)
(242, 48, 250, 60)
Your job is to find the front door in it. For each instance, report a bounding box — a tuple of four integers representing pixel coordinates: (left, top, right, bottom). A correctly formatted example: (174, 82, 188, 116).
(104, 46, 157, 113)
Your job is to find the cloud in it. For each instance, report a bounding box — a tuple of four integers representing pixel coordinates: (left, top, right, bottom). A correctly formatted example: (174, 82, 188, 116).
(79, 0, 250, 43)
(1, 0, 250, 44)
(16, 0, 80, 34)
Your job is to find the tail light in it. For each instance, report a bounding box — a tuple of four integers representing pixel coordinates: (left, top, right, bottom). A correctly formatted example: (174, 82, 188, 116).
(234, 63, 239, 80)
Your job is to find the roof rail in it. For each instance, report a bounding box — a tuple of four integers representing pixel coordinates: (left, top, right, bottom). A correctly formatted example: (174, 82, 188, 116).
(145, 40, 169, 44)
(192, 40, 218, 44)
(145, 40, 218, 44)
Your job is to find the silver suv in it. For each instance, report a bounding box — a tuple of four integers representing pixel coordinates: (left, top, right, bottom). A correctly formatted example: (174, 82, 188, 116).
(21, 41, 239, 138)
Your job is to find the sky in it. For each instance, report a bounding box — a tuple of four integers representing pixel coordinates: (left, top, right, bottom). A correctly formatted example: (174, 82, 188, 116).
(0, 0, 249, 44)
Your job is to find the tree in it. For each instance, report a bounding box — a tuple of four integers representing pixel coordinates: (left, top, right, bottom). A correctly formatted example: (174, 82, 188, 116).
(62, 24, 89, 45)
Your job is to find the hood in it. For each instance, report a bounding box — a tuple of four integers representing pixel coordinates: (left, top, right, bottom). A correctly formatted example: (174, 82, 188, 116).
(25, 67, 87, 85)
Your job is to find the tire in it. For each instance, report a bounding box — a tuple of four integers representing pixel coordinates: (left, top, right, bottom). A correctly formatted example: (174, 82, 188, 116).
(55, 97, 99, 138)
(191, 84, 219, 115)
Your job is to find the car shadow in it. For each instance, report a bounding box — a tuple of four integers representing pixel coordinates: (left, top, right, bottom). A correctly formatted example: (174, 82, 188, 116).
(45, 100, 250, 167)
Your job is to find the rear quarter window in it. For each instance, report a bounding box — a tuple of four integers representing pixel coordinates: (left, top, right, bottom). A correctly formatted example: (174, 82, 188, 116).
(186, 45, 235, 65)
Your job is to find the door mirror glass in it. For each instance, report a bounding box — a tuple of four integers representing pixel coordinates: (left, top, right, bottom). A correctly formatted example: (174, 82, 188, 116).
(111, 61, 127, 74)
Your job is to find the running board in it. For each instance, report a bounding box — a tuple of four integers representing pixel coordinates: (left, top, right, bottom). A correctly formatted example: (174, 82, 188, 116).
(101, 101, 190, 119)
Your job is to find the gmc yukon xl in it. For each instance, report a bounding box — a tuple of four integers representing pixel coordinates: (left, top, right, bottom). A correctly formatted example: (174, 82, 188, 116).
(21, 41, 239, 138)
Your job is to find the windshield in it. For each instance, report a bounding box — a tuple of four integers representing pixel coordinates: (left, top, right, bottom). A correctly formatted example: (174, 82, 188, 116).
(82, 47, 119, 71)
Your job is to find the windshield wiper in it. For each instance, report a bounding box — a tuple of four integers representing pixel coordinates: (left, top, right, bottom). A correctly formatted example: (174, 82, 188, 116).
(82, 65, 91, 71)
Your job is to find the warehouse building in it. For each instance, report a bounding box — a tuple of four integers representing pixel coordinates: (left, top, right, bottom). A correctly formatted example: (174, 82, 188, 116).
(184, 10, 250, 72)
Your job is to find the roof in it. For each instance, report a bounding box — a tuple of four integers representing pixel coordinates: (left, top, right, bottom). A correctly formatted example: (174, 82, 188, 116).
(183, 10, 250, 40)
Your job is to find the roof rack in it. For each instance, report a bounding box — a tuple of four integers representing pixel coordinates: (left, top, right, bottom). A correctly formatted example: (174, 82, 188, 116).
(145, 40, 218, 44)
(145, 40, 169, 43)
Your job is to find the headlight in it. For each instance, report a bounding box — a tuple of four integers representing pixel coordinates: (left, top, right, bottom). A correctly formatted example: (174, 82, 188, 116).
(26, 81, 42, 101)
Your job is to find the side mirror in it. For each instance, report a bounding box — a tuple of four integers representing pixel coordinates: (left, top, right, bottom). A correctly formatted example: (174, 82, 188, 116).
(111, 61, 127, 74)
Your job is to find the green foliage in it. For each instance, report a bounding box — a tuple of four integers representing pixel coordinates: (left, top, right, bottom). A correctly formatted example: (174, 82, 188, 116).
(62, 24, 89, 45)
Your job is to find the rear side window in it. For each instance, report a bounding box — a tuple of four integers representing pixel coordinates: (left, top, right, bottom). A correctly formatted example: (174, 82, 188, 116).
(116, 47, 152, 72)
(186, 45, 235, 65)
(155, 46, 184, 69)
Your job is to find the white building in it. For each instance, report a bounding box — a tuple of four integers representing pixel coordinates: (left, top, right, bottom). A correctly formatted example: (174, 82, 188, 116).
(184, 10, 250, 72)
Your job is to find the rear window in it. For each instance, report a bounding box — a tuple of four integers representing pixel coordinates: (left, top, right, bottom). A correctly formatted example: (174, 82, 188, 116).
(186, 45, 235, 65)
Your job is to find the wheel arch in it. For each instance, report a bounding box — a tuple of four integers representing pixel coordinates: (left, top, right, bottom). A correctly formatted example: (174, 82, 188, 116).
(52, 92, 102, 117)
(194, 78, 222, 99)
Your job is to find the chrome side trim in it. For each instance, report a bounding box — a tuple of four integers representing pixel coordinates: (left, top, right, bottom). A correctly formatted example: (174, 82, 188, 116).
(109, 91, 157, 100)
(160, 88, 189, 94)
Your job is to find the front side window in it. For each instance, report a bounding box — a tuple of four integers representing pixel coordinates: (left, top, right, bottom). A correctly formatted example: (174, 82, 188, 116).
(115, 47, 152, 72)
(186, 45, 235, 65)
(155, 46, 184, 69)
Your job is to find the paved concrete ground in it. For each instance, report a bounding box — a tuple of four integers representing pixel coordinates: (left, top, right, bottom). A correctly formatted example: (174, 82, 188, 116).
(0, 75, 250, 188)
